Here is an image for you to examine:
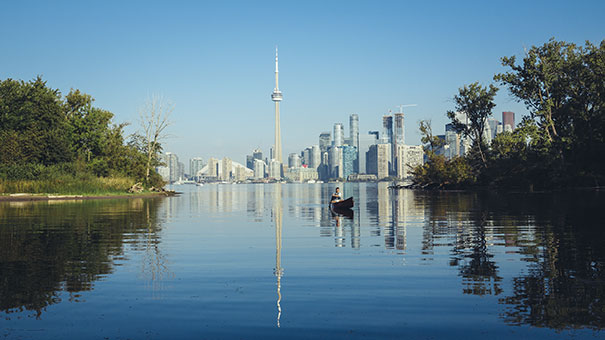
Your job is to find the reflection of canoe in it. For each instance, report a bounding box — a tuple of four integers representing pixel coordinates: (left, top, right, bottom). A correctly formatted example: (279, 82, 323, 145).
(330, 197, 354, 210)
(331, 206, 354, 219)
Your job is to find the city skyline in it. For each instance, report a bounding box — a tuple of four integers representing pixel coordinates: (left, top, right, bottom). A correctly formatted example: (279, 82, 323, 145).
(1, 1, 604, 163)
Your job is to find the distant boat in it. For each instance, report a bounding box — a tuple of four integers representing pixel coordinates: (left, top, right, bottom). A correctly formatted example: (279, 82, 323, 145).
(330, 197, 354, 210)
(196, 182, 204, 187)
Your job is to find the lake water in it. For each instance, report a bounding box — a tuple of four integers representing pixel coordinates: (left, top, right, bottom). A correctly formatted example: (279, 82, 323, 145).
(1, 183, 604, 339)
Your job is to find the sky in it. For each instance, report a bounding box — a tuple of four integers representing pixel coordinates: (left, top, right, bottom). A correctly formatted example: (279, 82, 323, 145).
(1, 0, 604, 168)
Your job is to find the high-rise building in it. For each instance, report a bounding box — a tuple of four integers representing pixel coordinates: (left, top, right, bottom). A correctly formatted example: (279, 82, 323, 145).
(301, 148, 311, 167)
(376, 143, 391, 179)
(310, 145, 321, 169)
(207, 158, 219, 177)
(288, 153, 301, 169)
(190, 157, 205, 178)
(502, 111, 515, 131)
(396, 145, 424, 180)
(366, 143, 390, 179)
(319, 132, 331, 152)
(382, 115, 393, 144)
(328, 146, 343, 179)
(221, 157, 232, 181)
(271, 47, 283, 165)
(234, 165, 247, 182)
(359, 131, 379, 173)
(349, 114, 359, 172)
(269, 159, 281, 179)
(366, 145, 378, 176)
(253, 159, 266, 179)
(165, 152, 180, 183)
(341, 145, 358, 180)
(333, 123, 344, 147)
(393, 113, 404, 175)
(349, 114, 359, 149)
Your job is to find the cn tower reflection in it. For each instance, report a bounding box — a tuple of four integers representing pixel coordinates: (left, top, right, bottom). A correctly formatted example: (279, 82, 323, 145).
(272, 184, 284, 327)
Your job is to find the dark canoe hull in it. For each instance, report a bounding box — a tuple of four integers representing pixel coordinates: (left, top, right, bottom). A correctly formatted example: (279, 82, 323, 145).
(331, 197, 354, 210)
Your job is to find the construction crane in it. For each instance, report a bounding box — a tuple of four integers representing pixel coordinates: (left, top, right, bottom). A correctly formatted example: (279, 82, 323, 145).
(396, 104, 418, 113)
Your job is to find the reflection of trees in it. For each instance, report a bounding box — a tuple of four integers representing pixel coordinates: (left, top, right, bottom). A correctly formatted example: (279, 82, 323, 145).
(0, 198, 165, 317)
(499, 193, 605, 330)
(452, 209, 503, 296)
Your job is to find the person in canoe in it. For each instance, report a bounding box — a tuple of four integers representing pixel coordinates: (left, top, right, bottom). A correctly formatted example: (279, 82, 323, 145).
(331, 187, 343, 204)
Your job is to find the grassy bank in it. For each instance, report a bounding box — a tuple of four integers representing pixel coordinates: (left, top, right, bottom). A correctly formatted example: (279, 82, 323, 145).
(0, 176, 134, 195)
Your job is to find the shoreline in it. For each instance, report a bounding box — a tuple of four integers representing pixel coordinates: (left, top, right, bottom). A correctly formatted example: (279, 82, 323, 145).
(0, 192, 175, 202)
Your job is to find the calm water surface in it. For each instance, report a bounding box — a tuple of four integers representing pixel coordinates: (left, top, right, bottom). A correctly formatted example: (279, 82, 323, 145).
(1, 183, 604, 339)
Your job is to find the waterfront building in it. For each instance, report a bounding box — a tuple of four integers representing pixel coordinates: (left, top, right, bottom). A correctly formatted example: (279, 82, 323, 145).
(347, 173, 377, 182)
(341, 145, 358, 180)
(234, 165, 247, 182)
(207, 157, 219, 178)
(253, 159, 266, 179)
(165, 152, 180, 183)
(377, 143, 390, 179)
(366, 143, 390, 179)
(319, 132, 331, 152)
(285, 167, 319, 182)
(269, 159, 281, 179)
(328, 146, 343, 179)
(396, 145, 424, 180)
(288, 153, 301, 169)
(333, 123, 344, 147)
(502, 111, 515, 131)
(190, 157, 205, 179)
(221, 157, 232, 181)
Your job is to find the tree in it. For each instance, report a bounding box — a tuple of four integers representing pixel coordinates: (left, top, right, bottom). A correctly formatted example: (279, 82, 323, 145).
(138, 95, 173, 185)
(418, 119, 445, 155)
(447, 82, 498, 168)
(495, 38, 605, 185)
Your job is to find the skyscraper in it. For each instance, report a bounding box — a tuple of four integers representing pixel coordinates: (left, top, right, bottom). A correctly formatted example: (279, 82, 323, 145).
(359, 131, 379, 173)
(310, 145, 321, 169)
(319, 132, 331, 152)
(382, 115, 393, 144)
(221, 157, 232, 181)
(333, 123, 344, 147)
(393, 113, 404, 175)
(271, 47, 283, 164)
(349, 114, 359, 172)
(349, 114, 359, 149)
(190, 157, 205, 178)
(341, 145, 358, 180)
(502, 111, 515, 131)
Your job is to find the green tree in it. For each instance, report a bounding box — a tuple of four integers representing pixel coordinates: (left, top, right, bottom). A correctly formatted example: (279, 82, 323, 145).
(447, 82, 498, 168)
(495, 38, 605, 185)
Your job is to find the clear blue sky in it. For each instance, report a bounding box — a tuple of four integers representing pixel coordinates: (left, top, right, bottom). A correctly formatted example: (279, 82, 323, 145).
(2, 0, 604, 166)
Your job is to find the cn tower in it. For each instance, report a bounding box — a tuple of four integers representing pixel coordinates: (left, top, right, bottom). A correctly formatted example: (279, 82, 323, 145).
(271, 47, 283, 163)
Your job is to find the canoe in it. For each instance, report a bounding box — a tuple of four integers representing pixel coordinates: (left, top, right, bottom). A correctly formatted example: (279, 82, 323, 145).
(331, 196, 354, 210)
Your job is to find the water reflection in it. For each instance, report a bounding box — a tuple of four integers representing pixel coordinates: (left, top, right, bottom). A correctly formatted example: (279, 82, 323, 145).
(0, 198, 166, 317)
(1, 184, 603, 334)
(272, 184, 284, 327)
